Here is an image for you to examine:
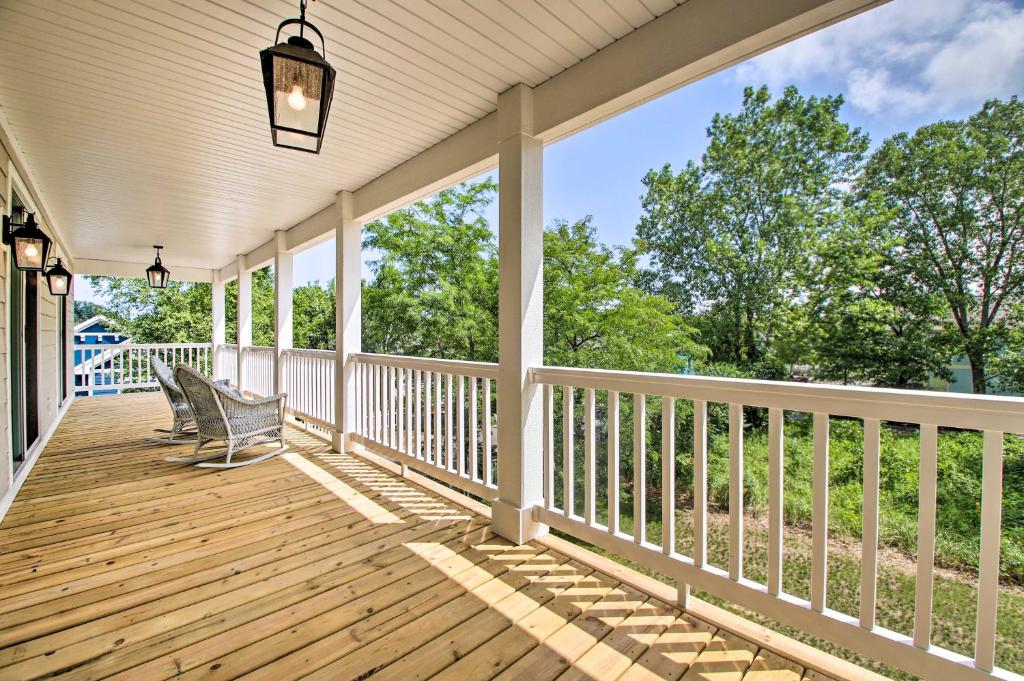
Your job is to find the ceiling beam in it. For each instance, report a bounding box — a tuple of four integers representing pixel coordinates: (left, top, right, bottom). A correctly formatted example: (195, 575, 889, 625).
(76, 258, 214, 283)
(229, 0, 884, 270)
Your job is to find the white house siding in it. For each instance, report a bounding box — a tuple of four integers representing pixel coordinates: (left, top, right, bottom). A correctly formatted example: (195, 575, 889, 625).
(38, 284, 57, 436)
(0, 134, 72, 509)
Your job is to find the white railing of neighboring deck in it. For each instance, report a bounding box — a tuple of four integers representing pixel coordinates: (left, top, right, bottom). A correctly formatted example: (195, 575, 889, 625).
(75, 343, 212, 396)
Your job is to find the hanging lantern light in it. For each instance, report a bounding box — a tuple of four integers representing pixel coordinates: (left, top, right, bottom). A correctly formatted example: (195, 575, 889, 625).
(3, 211, 52, 271)
(44, 257, 72, 296)
(145, 245, 171, 289)
(260, 0, 336, 154)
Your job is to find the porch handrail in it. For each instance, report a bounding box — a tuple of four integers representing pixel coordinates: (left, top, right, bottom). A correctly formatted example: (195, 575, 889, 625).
(351, 352, 499, 380)
(531, 365, 1024, 433)
(529, 364, 1024, 681)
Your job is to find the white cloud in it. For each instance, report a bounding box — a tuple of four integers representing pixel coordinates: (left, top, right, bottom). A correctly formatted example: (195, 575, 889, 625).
(733, 0, 1024, 116)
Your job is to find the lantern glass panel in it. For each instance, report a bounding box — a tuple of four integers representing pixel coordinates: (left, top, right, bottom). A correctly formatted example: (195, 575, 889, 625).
(14, 236, 47, 270)
(46, 272, 69, 296)
(271, 54, 323, 135)
(147, 267, 169, 288)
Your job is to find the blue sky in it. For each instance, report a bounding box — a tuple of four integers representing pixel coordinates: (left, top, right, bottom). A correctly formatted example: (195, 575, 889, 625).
(76, 0, 1024, 301)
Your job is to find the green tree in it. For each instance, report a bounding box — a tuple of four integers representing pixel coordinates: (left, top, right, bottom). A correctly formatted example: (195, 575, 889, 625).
(859, 97, 1024, 393)
(362, 181, 499, 361)
(85, 276, 213, 343)
(806, 200, 954, 387)
(293, 279, 336, 350)
(73, 300, 108, 324)
(544, 217, 704, 372)
(637, 85, 869, 366)
(224, 267, 274, 346)
(990, 302, 1024, 393)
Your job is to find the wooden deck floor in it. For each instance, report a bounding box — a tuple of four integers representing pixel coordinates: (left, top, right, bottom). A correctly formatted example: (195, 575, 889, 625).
(0, 392, 830, 681)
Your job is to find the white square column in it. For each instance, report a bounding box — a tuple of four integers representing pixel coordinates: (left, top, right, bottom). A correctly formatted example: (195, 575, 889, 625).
(333, 190, 361, 452)
(492, 84, 547, 545)
(236, 254, 252, 393)
(273, 231, 294, 395)
(211, 269, 226, 377)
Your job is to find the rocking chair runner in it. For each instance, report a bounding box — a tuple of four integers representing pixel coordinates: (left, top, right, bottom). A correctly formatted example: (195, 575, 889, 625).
(171, 365, 288, 468)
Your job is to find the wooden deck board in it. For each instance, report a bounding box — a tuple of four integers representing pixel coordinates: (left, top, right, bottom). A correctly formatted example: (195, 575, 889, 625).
(0, 392, 837, 680)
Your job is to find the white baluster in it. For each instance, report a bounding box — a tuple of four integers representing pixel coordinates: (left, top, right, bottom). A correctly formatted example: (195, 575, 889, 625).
(607, 390, 620, 535)
(975, 430, 1004, 671)
(634, 393, 646, 544)
(810, 412, 830, 611)
(563, 386, 575, 517)
(483, 378, 492, 486)
(694, 400, 707, 567)
(860, 418, 881, 628)
(662, 397, 675, 555)
(543, 384, 554, 510)
(768, 407, 785, 596)
(469, 376, 478, 479)
(729, 403, 744, 581)
(914, 423, 938, 648)
(584, 388, 596, 526)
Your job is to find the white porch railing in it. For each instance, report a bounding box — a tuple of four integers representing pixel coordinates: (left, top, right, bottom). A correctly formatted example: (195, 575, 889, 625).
(350, 353, 499, 501)
(198, 347, 1023, 680)
(280, 348, 335, 431)
(215, 343, 238, 386)
(240, 345, 274, 398)
(530, 365, 1023, 681)
(75, 343, 212, 395)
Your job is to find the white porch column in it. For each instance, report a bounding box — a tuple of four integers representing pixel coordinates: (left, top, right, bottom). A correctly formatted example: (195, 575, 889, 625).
(493, 84, 547, 545)
(211, 269, 225, 378)
(273, 231, 293, 395)
(333, 190, 361, 452)
(236, 254, 252, 393)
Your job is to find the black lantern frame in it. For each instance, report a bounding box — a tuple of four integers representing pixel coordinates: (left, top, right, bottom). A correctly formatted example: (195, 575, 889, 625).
(146, 245, 171, 289)
(260, 0, 336, 154)
(44, 257, 72, 296)
(3, 210, 52, 271)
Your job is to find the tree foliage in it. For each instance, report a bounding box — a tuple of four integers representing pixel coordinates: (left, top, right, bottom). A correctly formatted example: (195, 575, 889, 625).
(858, 96, 1024, 392)
(86, 276, 214, 343)
(73, 300, 108, 325)
(544, 217, 703, 372)
(805, 198, 954, 387)
(637, 85, 869, 366)
(362, 181, 499, 361)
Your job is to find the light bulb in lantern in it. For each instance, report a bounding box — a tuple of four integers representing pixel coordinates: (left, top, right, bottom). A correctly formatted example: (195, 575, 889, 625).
(54, 278, 65, 290)
(25, 244, 38, 257)
(287, 84, 307, 111)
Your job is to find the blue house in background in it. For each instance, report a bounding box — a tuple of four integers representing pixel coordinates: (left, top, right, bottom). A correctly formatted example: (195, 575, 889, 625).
(74, 316, 130, 396)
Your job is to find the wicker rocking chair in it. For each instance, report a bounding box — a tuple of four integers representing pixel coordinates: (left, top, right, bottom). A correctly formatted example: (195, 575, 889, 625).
(171, 365, 288, 468)
(147, 355, 198, 444)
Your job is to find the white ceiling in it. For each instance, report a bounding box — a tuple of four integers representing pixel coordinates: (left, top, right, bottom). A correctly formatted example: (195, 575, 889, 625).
(0, 0, 684, 271)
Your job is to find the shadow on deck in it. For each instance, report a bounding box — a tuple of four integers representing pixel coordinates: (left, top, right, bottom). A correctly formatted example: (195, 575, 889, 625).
(0, 392, 868, 680)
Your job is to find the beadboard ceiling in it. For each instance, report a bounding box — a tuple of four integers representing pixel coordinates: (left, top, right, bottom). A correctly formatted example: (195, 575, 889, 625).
(0, 0, 684, 271)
